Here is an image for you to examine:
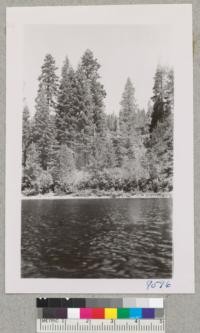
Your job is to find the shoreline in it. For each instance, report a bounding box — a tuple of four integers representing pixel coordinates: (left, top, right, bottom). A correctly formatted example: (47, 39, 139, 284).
(22, 192, 172, 200)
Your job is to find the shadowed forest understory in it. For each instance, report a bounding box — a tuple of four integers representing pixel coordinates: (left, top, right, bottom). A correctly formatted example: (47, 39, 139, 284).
(22, 50, 174, 197)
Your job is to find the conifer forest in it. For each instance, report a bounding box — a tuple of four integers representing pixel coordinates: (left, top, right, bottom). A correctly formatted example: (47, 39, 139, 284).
(22, 50, 174, 197)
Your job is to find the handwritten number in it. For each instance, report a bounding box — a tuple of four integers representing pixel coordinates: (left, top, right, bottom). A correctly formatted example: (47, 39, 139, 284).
(146, 280, 171, 290)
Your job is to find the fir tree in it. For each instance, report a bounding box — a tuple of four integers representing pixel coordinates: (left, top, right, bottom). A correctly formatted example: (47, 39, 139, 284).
(33, 87, 56, 170)
(37, 54, 58, 111)
(33, 54, 58, 170)
(148, 66, 174, 190)
(119, 78, 138, 162)
(80, 49, 106, 135)
(74, 65, 94, 168)
(106, 113, 118, 132)
(150, 65, 173, 131)
(56, 58, 78, 147)
(22, 142, 41, 192)
(119, 78, 137, 131)
(22, 104, 31, 167)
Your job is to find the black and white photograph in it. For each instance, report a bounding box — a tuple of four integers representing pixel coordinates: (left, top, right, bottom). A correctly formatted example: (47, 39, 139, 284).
(21, 24, 174, 279)
(6, 5, 194, 293)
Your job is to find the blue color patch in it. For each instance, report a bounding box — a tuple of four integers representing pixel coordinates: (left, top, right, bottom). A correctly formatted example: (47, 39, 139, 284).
(142, 308, 155, 319)
(129, 308, 142, 318)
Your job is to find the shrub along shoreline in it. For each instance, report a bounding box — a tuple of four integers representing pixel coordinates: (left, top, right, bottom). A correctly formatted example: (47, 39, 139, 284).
(22, 167, 173, 197)
(22, 189, 172, 199)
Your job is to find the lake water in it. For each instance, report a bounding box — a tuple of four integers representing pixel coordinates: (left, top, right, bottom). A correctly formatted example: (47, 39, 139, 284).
(21, 198, 172, 278)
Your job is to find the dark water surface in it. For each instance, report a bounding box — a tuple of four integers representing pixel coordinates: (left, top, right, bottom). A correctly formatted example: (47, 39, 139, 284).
(21, 198, 172, 278)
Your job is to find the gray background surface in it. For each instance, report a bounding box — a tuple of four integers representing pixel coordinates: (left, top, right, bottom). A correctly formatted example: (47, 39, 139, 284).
(0, 0, 199, 332)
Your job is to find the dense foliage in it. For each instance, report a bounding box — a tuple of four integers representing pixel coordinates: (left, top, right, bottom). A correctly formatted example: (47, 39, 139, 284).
(22, 50, 174, 196)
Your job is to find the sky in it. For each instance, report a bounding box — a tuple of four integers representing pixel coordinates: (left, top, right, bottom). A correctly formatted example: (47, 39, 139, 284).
(23, 24, 174, 115)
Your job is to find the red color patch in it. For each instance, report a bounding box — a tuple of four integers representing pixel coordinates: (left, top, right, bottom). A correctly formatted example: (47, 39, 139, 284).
(92, 308, 105, 319)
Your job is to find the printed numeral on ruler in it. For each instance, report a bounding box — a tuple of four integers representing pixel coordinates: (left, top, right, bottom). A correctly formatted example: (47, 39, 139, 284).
(37, 319, 165, 333)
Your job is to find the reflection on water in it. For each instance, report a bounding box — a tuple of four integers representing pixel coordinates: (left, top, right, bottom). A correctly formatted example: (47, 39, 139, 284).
(21, 198, 172, 278)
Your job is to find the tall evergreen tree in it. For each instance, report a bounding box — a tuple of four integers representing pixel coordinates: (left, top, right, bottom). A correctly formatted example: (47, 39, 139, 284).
(22, 104, 31, 167)
(56, 58, 78, 147)
(150, 65, 173, 131)
(74, 65, 94, 168)
(33, 54, 58, 170)
(148, 66, 174, 190)
(22, 142, 41, 192)
(37, 54, 58, 111)
(106, 113, 118, 132)
(33, 87, 56, 170)
(119, 78, 138, 162)
(119, 78, 137, 129)
(80, 49, 106, 135)
(56, 58, 94, 168)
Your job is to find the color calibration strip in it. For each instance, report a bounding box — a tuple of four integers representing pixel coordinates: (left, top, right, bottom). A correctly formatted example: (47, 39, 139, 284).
(37, 306, 164, 319)
(36, 299, 165, 332)
(36, 298, 164, 320)
(37, 297, 163, 309)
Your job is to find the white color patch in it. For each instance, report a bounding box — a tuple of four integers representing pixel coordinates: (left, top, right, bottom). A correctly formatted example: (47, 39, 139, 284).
(67, 308, 80, 319)
(149, 298, 164, 308)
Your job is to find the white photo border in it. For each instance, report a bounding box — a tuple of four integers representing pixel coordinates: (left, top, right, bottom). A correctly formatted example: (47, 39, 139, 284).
(6, 4, 194, 293)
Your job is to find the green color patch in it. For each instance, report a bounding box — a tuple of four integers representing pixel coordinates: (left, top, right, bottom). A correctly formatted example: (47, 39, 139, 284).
(117, 308, 130, 319)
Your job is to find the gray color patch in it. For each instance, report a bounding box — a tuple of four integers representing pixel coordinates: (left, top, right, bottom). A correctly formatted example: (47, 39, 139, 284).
(37, 308, 43, 319)
(155, 308, 164, 319)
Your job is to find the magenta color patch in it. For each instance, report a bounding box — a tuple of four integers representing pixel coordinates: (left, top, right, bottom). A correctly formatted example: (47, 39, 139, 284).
(80, 308, 93, 319)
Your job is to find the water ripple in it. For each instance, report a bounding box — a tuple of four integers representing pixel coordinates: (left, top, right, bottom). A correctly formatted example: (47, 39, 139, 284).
(21, 198, 172, 278)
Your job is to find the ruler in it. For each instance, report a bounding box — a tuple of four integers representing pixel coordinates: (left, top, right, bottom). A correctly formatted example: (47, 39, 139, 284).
(36, 319, 165, 332)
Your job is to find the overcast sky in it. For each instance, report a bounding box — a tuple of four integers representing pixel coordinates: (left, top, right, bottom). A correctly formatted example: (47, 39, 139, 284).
(23, 24, 174, 115)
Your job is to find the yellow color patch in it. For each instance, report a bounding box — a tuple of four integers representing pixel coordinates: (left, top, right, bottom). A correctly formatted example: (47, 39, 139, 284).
(105, 308, 117, 319)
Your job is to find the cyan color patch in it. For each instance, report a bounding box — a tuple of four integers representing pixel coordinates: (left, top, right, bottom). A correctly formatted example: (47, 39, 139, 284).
(129, 308, 142, 319)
